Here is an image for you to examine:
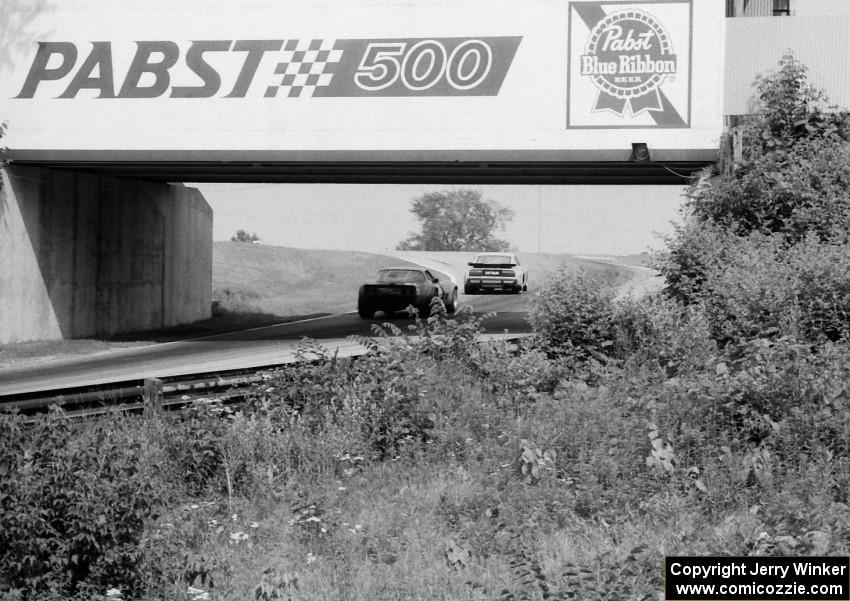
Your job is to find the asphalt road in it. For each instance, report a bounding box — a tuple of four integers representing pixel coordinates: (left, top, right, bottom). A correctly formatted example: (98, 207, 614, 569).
(0, 292, 532, 396)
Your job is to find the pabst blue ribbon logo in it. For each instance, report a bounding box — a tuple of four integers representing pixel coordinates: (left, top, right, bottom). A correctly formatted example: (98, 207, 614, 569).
(568, 1, 691, 128)
(581, 10, 676, 116)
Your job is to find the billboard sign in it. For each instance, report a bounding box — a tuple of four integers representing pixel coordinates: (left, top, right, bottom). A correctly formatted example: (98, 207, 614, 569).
(568, 1, 692, 128)
(0, 0, 723, 163)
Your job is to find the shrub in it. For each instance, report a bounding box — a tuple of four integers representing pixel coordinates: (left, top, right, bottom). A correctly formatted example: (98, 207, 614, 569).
(212, 286, 262, 315)
(659, 218, 738, 305)
(471, 340, 568, 396)
(611, 292, 717, 376)
(700, 234, 850, 344)
(661, 225, 850, 345)
(0, 121, 7, 178)
(664, 55, 850, 317)
(687, 136, 850, 242)
(0, 410, 170, 600)
(526, 267, 617, 360)
(686, 55, 850, 242)
(160, 401, 229, 495)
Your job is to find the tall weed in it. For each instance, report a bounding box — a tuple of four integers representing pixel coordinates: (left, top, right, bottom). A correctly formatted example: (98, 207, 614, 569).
(526, 267, 617, 360)
(0, 410, 170, 600)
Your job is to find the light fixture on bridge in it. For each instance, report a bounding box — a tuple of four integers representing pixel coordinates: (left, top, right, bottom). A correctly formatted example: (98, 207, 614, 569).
(630, 142, 652, 162)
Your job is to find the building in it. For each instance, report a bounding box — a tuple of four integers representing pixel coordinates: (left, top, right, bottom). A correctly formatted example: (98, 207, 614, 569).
(728, 0, 849, 17)
(725, 0, 850, 115)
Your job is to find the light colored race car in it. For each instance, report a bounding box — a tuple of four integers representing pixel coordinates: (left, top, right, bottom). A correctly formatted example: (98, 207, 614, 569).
(463, 253, 528, 294)
(358, 267, 459, 318)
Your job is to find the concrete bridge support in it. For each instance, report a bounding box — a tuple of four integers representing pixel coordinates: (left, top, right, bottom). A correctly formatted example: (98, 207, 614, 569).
(0, 165, 212, 344)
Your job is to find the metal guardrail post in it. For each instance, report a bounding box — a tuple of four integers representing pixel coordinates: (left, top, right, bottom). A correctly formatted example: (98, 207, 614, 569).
(143, 378, 164, 416)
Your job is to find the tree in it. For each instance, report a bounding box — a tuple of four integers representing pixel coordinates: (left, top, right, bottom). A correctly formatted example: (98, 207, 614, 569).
(396, 189, 514, 252)
(0, 121, 6, 165)
(659, 55, 850, 343)
(231, 229, 260, 243)
(0, 121, 7, 191)
(663, 54, 850, 304)
(684, 55, 850, 242)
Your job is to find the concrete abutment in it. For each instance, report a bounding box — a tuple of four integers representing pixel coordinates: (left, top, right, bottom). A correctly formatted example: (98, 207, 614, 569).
(0, 165, 212, 343)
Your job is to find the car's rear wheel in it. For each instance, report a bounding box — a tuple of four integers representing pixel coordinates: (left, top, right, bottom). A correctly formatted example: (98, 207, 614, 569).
(446, 288, 458, 314)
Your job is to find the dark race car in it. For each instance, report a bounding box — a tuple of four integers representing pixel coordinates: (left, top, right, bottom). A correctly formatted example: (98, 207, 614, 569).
(463, 253, 528, 294)
(358, 267, 459, 318)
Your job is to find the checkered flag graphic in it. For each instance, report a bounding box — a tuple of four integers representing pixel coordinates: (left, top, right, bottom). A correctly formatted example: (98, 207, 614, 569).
(265, 39, 343, 98)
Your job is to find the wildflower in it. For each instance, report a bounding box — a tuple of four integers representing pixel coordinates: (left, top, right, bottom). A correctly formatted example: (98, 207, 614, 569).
(229, 531, 250, 543)
(231, 513, 238, 521)
(187, 585, 210, 600)
(306, 552, 317, 564)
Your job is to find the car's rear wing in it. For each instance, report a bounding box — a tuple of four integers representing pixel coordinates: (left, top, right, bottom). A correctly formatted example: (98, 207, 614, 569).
(468, 262, 517, 268)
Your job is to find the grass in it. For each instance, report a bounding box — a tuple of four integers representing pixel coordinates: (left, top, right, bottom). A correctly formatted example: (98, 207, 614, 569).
(6, 298, 850, 600)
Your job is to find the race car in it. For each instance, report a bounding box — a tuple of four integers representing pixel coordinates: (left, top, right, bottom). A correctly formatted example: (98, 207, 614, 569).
(357, 267, 459, 318)
(463, 253, 528, 294)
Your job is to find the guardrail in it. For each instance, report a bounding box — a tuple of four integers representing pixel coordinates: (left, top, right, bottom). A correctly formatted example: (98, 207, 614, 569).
(0, 335, 529, 420)
(0, 363, 287, 420)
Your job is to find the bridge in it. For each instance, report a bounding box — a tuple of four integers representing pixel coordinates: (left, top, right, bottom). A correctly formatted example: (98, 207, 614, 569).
(1, 0, 848, 343)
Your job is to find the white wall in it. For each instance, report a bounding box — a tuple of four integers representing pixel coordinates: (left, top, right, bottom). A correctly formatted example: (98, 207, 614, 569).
(725, 15, 850, 114)
(792, 0, 850, 16)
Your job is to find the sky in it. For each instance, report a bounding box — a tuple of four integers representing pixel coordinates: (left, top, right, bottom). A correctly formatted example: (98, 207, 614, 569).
(193, 183, 688, 256)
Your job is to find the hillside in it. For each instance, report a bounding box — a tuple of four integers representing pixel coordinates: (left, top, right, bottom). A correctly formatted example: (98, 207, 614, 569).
(212, 242, 424, 316)
(213, 243, 638, 317)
